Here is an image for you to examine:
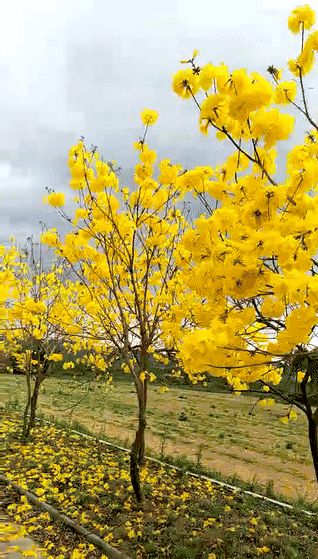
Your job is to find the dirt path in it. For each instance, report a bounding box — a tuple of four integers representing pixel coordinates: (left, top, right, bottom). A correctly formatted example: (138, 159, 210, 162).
(44, 407, 318, 503)
(107, 418, 318, 502)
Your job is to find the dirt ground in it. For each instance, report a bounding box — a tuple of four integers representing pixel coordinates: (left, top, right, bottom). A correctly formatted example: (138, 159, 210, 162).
(42, 406, 318, 502)
(1, 374, 317, 503)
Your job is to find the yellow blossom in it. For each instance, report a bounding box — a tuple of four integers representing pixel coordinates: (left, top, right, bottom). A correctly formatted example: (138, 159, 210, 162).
(141, 109, 159, 126)
(275, 81, 297, 104)
(288, 4, 315, 33)
(47, 353, 63, 362)
(172, 68, 200, 98)
(45, 192, 65, 207)
(41, 229, 58, 247)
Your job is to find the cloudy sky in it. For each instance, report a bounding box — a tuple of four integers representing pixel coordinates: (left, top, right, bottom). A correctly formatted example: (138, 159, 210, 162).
(0, 0, 317, 246)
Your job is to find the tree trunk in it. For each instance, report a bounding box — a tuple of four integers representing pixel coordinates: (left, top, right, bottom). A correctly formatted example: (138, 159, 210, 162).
(25, 377, 41, 437)
(309, 408, 318, 482)
(300, 365, 318, 483)
(22, 371, 32, 438)
(129, 348, 149, 502)
(130, 407, 147, 502)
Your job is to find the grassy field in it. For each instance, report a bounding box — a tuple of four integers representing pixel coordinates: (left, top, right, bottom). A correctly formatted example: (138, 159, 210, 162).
(1, 412, 318, 559)
(1, 372, 317, 504)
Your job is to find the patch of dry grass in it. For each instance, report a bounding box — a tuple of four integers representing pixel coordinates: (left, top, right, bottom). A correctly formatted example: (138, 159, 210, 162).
(1, 373, 317, 502)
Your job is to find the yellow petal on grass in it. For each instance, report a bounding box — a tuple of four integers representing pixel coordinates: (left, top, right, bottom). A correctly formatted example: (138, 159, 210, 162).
(297, 371, 305, 382)
(159, 385, 169, 393)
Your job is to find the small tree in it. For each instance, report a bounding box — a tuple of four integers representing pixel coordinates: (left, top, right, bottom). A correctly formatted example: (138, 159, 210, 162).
(42, 111, 189, 502)
(3, 238, 73, 438)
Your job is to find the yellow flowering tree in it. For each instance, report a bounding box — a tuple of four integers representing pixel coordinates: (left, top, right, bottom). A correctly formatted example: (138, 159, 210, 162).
(0, 242, 21, 364)
(168, 4, 318, 483)
(2, 238, 72, 438)
(42, 110, 188, 502)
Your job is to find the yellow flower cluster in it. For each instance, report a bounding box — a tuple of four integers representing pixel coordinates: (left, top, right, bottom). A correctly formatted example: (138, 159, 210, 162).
(288, 4, 315, 33)
(172, 63, 296, 145)
(43, 192, 65, 207)
(162, 4, 318, 411)
(140, 108, 159, 126)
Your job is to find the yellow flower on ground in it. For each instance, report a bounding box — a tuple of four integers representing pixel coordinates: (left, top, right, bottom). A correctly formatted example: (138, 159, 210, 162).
(297, 371, 305, 382)
(256, 546, 271, 556)
(289, 408, 298, 421)
(62, 361, 75, 370)
(258, 398, 275, 407)
(126, 528, 135, 539)
(70, 550, 85, 559)
(159, 385, 169, 393)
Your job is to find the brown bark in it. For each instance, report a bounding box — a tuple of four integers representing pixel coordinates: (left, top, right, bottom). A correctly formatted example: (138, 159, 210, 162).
(130, 360, 148, 502)
(25, 375, 42, 438)
(22, 370, 32, 438)
(22, 355, 45, 440)
(130, 409, 147, 502)
(300, 365, 318, 483)
(307, 414, 318, 482)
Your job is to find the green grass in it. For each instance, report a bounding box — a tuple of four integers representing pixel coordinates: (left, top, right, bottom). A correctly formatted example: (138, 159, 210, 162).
(1, 412, 318, 559)
(7, 407, 317, 516)
(0, 372, 317, 505)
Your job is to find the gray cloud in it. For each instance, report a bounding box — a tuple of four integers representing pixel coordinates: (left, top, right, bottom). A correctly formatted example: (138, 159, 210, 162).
(0, 0, 317, 245)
